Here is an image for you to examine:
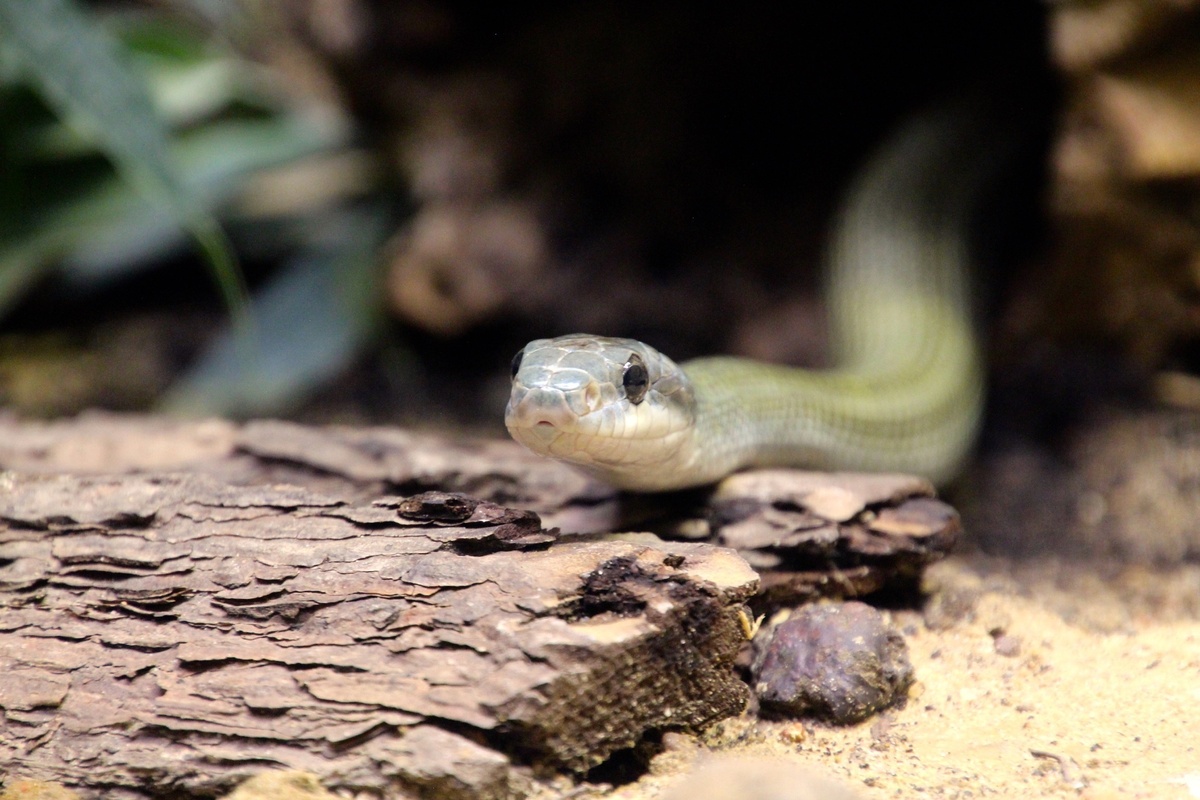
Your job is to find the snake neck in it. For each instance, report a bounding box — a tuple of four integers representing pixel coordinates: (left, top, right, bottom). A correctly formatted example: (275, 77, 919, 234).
(673, 106, 1000, 488)
(682, 304, 982, 486)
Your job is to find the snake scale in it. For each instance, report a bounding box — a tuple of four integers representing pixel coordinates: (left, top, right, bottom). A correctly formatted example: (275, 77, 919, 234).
(505, 105, 1005, 491)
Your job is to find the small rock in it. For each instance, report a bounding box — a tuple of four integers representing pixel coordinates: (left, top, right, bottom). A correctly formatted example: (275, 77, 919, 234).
(778, 722, 808, 744)
(923, 584, 980, 630)
(752, 601, 913, 723)
(662, 756, 865, 800)
(993, 634, 1022, 657)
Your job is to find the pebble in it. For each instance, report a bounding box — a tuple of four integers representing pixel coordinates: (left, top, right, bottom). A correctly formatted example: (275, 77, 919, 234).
(219, 771, 339, 800)
(993, 633, 1023, 657)
(752, 601, 914, 723)
(661, 756, 865, 800)
(0, 781, 80, 800)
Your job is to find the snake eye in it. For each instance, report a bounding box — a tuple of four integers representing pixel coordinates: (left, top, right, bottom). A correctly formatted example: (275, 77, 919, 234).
(622, 353, 649, 404)
(510, 348, 524, 380)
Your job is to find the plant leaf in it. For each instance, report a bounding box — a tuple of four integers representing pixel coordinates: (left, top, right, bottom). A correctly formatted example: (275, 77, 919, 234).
(0, 114, 341, 316)
(161, 208, 391, 417)
(0, 0, 247, 321)
(59, 115, 343, 280)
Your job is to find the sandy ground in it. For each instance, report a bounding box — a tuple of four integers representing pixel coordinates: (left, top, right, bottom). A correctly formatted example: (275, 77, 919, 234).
(603, 554, 1200, 800)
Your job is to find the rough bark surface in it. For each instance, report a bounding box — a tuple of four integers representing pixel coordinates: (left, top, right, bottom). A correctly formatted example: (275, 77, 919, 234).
(702, 471, 959, 607)
(0, 414, 957, 798)
(0, 430, 757, 797)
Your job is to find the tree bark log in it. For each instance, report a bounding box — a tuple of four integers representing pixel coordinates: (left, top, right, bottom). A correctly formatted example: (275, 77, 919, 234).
(0, 413, 957, 798)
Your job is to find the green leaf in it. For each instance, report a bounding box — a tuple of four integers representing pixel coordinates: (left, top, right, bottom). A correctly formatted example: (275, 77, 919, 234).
(59, 115, 344, 280)
(0, 0, 248, 322)
(161, 208, 391, 417)
(0, 114, 341, 316)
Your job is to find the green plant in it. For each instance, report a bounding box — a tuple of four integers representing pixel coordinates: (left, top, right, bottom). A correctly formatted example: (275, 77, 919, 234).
(0, 0, 393, 415)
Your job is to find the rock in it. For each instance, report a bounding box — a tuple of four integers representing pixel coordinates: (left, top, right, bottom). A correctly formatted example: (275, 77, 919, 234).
(923, 584, 981, 630)
(704, 470, 959, 604)
(752, 602, 913, 723)
(993, 634, 1023, 657)
(0, 469, 757, 797)
(662, 756, 865, 800)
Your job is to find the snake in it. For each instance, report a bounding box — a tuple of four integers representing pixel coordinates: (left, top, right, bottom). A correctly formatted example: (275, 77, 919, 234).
(505, 106, 1004, 492)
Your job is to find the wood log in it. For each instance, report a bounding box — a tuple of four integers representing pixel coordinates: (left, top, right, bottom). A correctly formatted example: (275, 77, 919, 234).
(0, 414, 958, 798)
(0, 414, 960, 596)
(0, 468, 755, 798)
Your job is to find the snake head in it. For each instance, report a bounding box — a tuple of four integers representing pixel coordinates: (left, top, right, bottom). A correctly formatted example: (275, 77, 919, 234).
(505, 334, 696, 488)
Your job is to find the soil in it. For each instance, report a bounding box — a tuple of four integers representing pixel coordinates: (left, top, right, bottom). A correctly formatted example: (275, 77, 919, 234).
(599, 554, 1200, 800)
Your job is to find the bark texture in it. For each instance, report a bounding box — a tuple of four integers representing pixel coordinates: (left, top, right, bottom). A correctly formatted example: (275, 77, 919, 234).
(0, 414, 957, 798)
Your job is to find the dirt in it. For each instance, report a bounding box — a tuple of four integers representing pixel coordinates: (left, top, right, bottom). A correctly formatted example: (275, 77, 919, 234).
(600, 554, 1200, 800)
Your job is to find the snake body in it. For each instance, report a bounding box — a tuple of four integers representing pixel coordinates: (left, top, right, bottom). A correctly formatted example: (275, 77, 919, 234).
(506, 107, 997, 491)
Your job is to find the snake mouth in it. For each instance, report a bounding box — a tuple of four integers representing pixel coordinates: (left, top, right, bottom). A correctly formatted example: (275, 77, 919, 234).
(529, 420, 559, 440)
(520, 418, 562, 437)
(513, 415, 568, 433)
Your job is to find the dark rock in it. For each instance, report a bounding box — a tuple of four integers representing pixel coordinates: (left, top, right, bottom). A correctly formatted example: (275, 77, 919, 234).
(752, 601, 913, 723)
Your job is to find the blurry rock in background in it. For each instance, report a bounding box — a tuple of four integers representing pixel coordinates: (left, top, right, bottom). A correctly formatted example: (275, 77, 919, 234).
(972, 0, 1200, 563)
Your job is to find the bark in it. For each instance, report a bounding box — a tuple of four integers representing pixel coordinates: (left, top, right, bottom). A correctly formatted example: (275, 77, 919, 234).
(703, 471, 959, 607)
(0, 414, 957, 798)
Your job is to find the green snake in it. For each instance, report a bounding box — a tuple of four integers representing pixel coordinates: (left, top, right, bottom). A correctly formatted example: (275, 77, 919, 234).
(505, 107, 997, 491)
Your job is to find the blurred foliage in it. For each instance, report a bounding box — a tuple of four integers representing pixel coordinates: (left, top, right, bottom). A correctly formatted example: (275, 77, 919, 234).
(0, 0, 245, 320)
(0, 0, 394, 415)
